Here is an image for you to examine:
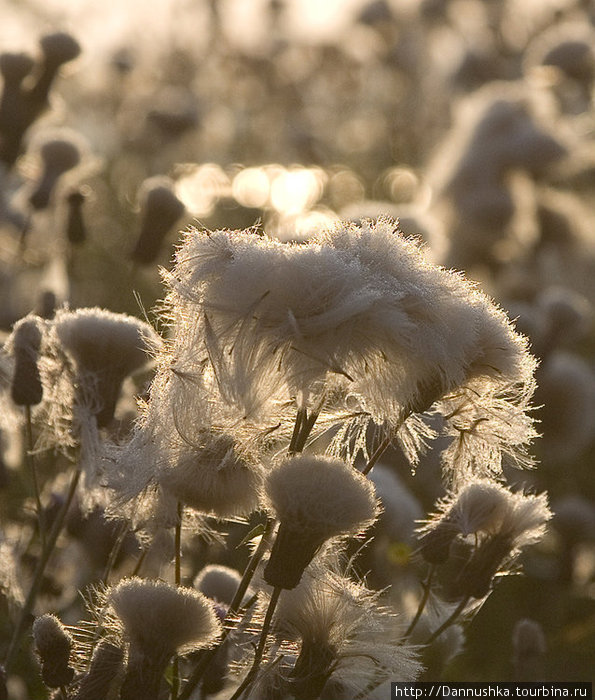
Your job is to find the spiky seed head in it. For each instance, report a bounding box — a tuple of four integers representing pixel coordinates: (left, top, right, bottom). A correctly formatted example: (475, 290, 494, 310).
(54, 307, 160, 426)
(265, 455, 378, 538)
(158, 434, 264, 518)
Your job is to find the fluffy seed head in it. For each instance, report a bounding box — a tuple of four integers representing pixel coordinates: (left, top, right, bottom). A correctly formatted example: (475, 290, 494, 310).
(265, 455, 378, 537)
(109, 577, 221, 657)
(194, 564, 242, 605)
(158, 432, 264, 518)
(53, 307, 160, 426)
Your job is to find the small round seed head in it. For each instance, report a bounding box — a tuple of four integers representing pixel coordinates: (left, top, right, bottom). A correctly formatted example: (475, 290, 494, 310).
(39, 32, 81, 67)
(32, 613, 75, 688)
(0, 52, 34, 82)
(131, 177, 185, 265)
(109, 577, 221, 658)
(264, 456, 379, 589)
(194, 564, 242, 606)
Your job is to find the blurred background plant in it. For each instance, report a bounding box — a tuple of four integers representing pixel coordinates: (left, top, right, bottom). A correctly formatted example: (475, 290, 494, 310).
(0, 0, 594, 697)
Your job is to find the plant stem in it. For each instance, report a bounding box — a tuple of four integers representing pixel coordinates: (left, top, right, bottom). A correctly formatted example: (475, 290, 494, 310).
(4, 467, 81, 671)
(171, 502, 183, 700)
(228, 586, 282, 700)
(361, 433, 393, 476)
(100, 519, 130, 584)
(423, 596, 470, 645)
(178, 517, 276, 700)
(24, 405, 46, 549)
(403, 567, 435, 639)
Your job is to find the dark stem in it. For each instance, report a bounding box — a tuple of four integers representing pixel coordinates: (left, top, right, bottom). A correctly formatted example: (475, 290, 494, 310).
(403, 567, 435, 639)
(171, 502, 183, 700)
(4, 467, 81, 671)
(423, 596, 470, 645)
(100, 519, 130, 584)
(361, 433, 393, 476)
(228, 586, 282, 700)
(178, 517, 276, 700)
(24, 405, 46, 548)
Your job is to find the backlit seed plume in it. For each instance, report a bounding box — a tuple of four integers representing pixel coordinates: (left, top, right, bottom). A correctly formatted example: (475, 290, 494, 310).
(264, 455, 378, 589)
(194, 564, 243, 605)
(131, 176, 185, 266)
(272, 565, 421, 697)
(52, 307, 160, 428)
(158, 430, 264, 518)
(449, 489, 551, 599)
(109, 577, 220, 700)
(32, 613, 75, 688)
(5, 315, 45, 407)
(417, 480, 550, 570)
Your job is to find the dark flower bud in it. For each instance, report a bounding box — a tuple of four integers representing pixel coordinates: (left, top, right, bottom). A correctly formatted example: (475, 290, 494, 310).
(8, 316, 44, 406)
(0, 52, 34, 83)
(65, 187, 87, 244)
(131, 177, 184, 265)
(29, 136, 81, 210)
(26, 32, 81, 112)
(452, 533, 513, 600)
(0, 52, 35, 165)
(33, 614, 75, 688)
(417, 521, 459, 564)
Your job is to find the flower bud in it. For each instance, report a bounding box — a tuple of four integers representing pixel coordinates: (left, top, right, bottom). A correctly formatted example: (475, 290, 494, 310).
(8, 316, 44, 406)
(29, 135, 81, 210)
(32, 614, 75, 688)
(131, 177, 184, 266)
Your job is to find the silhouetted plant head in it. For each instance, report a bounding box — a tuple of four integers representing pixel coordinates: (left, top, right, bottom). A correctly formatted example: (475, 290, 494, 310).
(29, 134, 82, 210)
(131, 176, 185, 265)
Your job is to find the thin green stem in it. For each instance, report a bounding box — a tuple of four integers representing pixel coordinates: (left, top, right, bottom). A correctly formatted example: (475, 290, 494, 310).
(24, 405, 46, 549)
(228, 586, 282, 700)
(423, 596, 470, 646)
(4, 467, 81, 671)
(403, 567, 435, 639)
